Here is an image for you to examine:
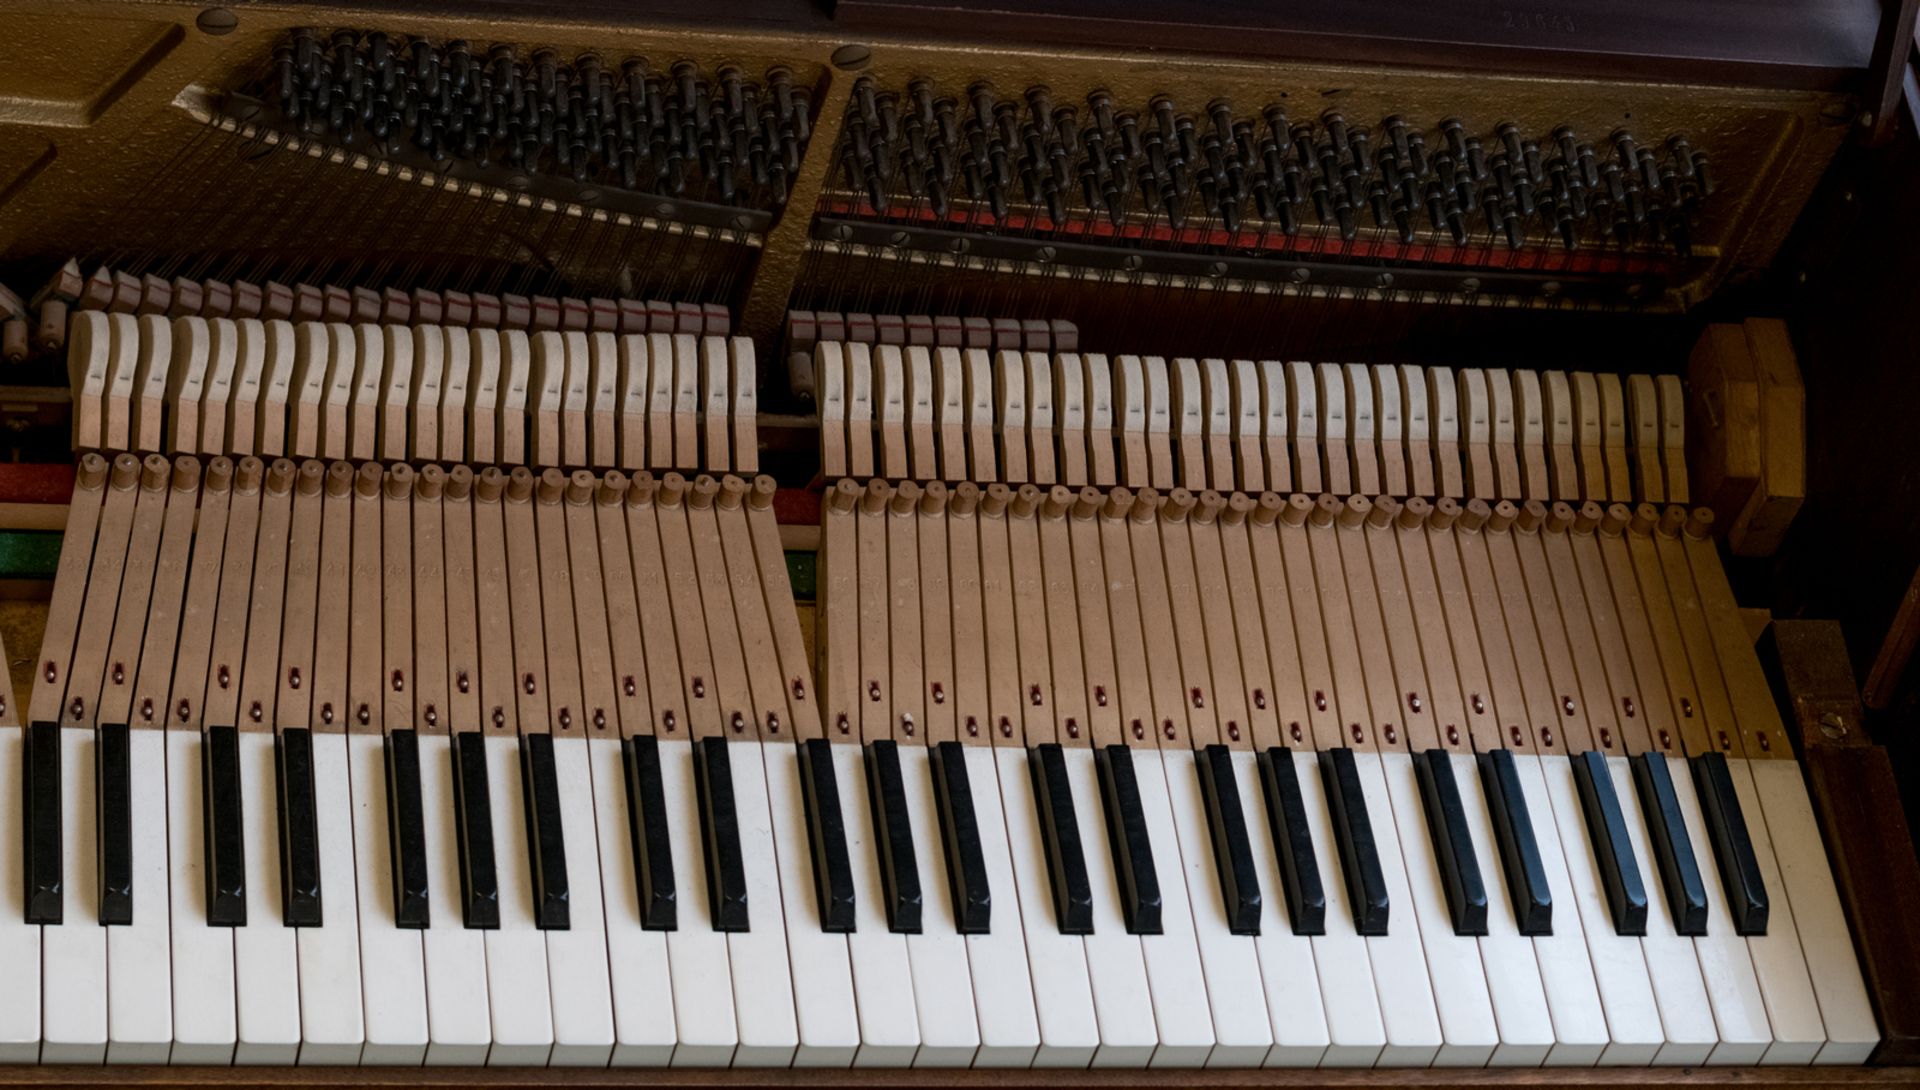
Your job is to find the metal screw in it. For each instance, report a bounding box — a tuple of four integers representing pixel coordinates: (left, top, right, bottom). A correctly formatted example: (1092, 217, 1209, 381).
(1818, 711, 1848, 739)
(196, 7, 238, 34)
(830, 44, 872, 70)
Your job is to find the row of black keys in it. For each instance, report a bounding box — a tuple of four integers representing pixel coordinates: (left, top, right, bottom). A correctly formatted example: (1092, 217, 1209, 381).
(19, 722, 1768, 943)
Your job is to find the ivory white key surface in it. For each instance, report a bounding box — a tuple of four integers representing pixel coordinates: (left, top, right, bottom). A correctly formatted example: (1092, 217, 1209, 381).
(1344, 362, 1379, 497)
(1293, 749, 1388, 1066)
(1082, 353, 1117, 487)
(527, 331, 566, 468)
(200, 319, 238, 458)
(482, 733, 555, 1065)
(130, 315, 171, 454)
(168, 317, 209, 456)
(833, 742, 921, 1066)
(1133, 749, 1220, 1067)
(758, 743, 860, 1067)
(616, 334, 650, 469)
(106, 729, 172, 1063)
(897, 745, 984, 1067)
(0, 728, 40, 1061)
(320, 322, 358, 461)
(440, 329, 471, 468)
(1601, 755, 1728, 1064)
(1505, 755, 1609, 1066)
(166, 730, 236, 1063)
(1743, 758, 1878, 1063)
(700, 335, 732, 472)
(959, 744, 1043, 1067)
(722, 741, 801, 1066)
(1287, 361, 1321, 494)
(102, 312, 139, 451)
(1224, 750, 1331, 1066)
(1532, 754, 1665, 1064)
(1063, 745, 1160, 1068)
(659, 738, 740, 1066)
(345, 732, 430, 1064)
(233, 731, 301, 1064)
(993, 746, 1099, 1066)
(466, 330, 500, 466)
(41, 727, 106, 1063)
(1448, 751, 1556, 1065)
(1678, 757, 1823, 1064)
(416, 733, 492, 1065)
(1349, 751, 1445, 1065)
(1026, 350, 1058, 485)
(586, 737, 678, 1065)
(1316, 362, 1351, 496)
(498, 330, 532, 467)
(288, 323, 328, 458)
(409, 325, 445, 462)
(1376, 751, 1498, 1065)
(586, 332, 620, 468)
(295, 731, 367, 1064)
(545, 737, 617, 1066)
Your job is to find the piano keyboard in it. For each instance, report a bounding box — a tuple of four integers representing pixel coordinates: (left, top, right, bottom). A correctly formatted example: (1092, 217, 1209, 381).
(816, 344, 1690, 505)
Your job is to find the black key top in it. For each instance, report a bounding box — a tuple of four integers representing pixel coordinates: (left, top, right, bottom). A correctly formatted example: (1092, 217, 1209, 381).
(1477, 748, 1552, 935)
(384, 728, 430, 929)
(1631, 751, 1708, 936)
(1319, 747, 1389, 936)
(864, 739, 923, 934)
(1028, 743, 1094, 935)
(693, 735, 750, 932)
(930, 740, 991, 934)
(519, 731, 570, 930)
(1196, 744, 1261, 935)
(1414, 748, 1489, 936)
(202, 724, 246, 927)
(1096, 744, 1162, 935)
(276, 727, 323, 927)
(1257, 746, 1325, 936)
(797, 738, 855, 934)
(23, 720, 61, 925)
(451, 730, 500, 929)
(621, 735, 677, 930)
(97, 722, 133, 926)
(1570, 750, 1648, 936)
(1691, 752, 1769, 935)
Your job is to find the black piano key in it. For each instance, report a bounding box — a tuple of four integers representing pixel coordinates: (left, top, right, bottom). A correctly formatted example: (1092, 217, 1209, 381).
(1097, 744, 1163, 936)
(1319, 747, 1390, 935)
(797, 738, 856, 934)
(1691, 752, 1769, 935)
(1196, 744, 1261, 935)
(451, 730, 500, 929)
(1257, 746, 1326, 936)
(383, 728, 430, 929)
(23, 720, 61, 925)
(1414, 748, 1490, 936)
(519, 732, 570, 930)
(276, 727, 323, 927)
(202, 724, 246, 927)
(693, 735, 750, 932)
(96, 722, 133, 926)
(1028, 743, 1094, 935)
(1477, 748, 1552, 935)
(621, 735, 677, 930)
(930, 740, 991, 934)
(1570, 750, 1649, 936)
(1631, 751, 1708, 936)
(864, 739, 924, 934)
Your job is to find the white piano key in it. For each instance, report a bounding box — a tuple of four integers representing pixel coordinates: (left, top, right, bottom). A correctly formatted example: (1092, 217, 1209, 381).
(546, 736, 617, 1066)
(1133, 749, 1219, 1068)
(41, 728, 106, 1064)
(588, 736, 679, 1066)
(0, 729, 41, 1062)
(1375, 750, 1497, 1066)
(345, 732, 428, 1065)
(660, 737, 738, 1067)
(482, 733, 555, 1066)
(1063, 744, 1159, 1068)
(296, 731, 366, 1065)
(1532, 753, 1666, 1065)
(834, 741, 921, 1067)
(234, 731, 300, 1064)
(959, 744, 1043, 1068)
(1352, 751, 1445, 1066)
(896, 743, 982, 1067)
(1229, 750, 1330, 1067)
(1292, 749, 1387, 1067)
(106, 729, 171, 1063)
(165, 730, 235, 1064)
(722, 741, 800, 1066)
(1508, 755, 1609, 1066)
(993, 745, 1099, 1067)
(1602, 754, 1750, 1065)
(1448, 751, 1555, 1067)
(417, 733, 492, 1065)
(757, 741, 859, 1067)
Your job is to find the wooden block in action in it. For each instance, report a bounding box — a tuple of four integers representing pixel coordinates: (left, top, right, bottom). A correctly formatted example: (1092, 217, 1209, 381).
(1727, 318, 1805, 557)
(1686, 323, 1762, 527)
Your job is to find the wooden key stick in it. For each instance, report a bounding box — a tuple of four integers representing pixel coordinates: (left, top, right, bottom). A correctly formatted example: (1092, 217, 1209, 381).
(1425, 365, 1460, 499)
(126, 457, 202, 732)
(821, 481, 861, 741)
(1344, 363, 1380, 498)
(1419, 499, 1509, 754)
(276, 461, 325, 734)
(1032, 485, 1092, 746)
(1487, 369, 1522, 500)
(1025, 352, 1058, 485)
(412, 467, 452, 737)
(409, 326, 446, 463)
(1302, 494, 1376, 751)
(944, 483, 991, 745)
(1062, 486, 1123, 748)
(1096, 488, 1161, 748)
(1243, 493, 1316, 748)
(1054, 355, 1090, 488)
(916, 483, 957, 743)
(1350, 497, 1433, 752)
(885, 482, 929, 743)
(1458, 368, 1494, 501)
(1316, 363, 1351, 497)
(470, 469, 518, 739)
(1113, 355, 1151, 489)
(585, 333, 619, 470)
(1218, 492, 1286, 750)
(1372, 364, 1406, 498)
(743, 475, 821, 738)
(1153, 490, 1220, 748)
(1512, 369, 1550, 501)
(1544, 371, 1580, 501)
(683, 475, 759, 742)
(1228, 360, 1265, 494)
(561, 472, 620, 740)
(590, 473, 663, 740)
(95, 455, 170, 729)
(649, 474, 724, 740)
(1198, 358, 1237, 492)
(1572, 373, 1609, 501)
(1002, 485, 1057, 746)
(309, 463, 354, 738)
